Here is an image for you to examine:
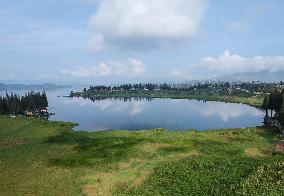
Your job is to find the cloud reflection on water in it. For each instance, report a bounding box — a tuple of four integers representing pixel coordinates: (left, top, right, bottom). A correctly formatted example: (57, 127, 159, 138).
(61, 97, 149, 116)
(199, 102, 263, 122)
(57, 97, 264, 131)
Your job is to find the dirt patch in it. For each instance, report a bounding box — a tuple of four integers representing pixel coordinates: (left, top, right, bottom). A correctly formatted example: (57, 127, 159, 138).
(141, 143, 172, 152)
(0, 138, 27, 148)
(245, 148, 264, 157)
(83, 158, 149, 196)
(276, 139, 284, 152)
(118, 158, 146, 170)
(83, 185, 97, 196)
(83, 172, 113, 196)
(177, 150, 201, 157)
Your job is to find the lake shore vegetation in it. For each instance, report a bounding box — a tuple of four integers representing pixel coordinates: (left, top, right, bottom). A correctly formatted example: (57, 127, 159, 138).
(71, 81, 284, 107)
(262, 89, 284, 127)
(0, 92, 48, 116)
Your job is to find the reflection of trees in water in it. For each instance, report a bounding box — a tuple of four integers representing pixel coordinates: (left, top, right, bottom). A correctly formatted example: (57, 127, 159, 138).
(77, 96, 149, 116)
(87, 96, 153, 102)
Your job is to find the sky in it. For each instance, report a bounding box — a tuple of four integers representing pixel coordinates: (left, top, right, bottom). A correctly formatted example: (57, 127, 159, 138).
(0, 0, 284, 84)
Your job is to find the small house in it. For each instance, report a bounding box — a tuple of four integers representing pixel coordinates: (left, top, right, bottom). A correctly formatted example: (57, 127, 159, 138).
(41, 108, 48, 113)
(26, 112, 33, 117)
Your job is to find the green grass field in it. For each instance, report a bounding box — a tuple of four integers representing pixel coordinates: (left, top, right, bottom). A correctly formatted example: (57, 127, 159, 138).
(1, 116, 283, 195)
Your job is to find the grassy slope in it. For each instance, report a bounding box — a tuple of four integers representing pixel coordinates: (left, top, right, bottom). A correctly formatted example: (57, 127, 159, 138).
(1, 116, 284, 195)
(73, 91, 264, 107)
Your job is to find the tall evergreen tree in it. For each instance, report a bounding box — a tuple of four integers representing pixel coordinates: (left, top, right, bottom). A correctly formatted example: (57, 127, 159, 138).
(0, 97, 4, 114)
(0, 91, 48, 115)
(280, 93, 284, 126)
(262, 94, 270, 117)
(41, 91, 48, 108)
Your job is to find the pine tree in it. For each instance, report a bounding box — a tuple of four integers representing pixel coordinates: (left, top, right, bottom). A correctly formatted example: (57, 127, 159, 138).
(280, 93, 284, 126)
(267, 90, 282, 118)
(0, 91, 48, 115)
(41, 91, 48, 108)
(0, 97, 4, 114)
(262, 94, 270, 117)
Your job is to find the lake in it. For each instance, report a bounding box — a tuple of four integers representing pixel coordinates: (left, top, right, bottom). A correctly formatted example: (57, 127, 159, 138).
(0, 88, 265, 131)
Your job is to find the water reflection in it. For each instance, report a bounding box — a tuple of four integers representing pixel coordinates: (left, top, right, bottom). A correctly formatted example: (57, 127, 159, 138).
(62, 97, 149, 116)
(52, 97, 264, 131)
(0, 89, 265, 131)
(85, 96, 153, 102)
(199, 102, 263, 122)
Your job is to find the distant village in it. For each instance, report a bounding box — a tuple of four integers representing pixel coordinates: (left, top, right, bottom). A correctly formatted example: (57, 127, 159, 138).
(71, 81, 284, 98)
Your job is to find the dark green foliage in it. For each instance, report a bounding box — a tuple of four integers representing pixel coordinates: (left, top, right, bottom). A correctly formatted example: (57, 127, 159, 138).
(0, 91, 48, 115)
(74, 81, 283, 98)
(268, 90, 283, 114)
(71, 82, 284, 108)
(262, 89, 284, 125)
(238, 161, 284, 195)
(262, 94, 270, 116)
(280, 94, 284, 126)
(47, 132, 146, 167)
(115, 156, 282, 195)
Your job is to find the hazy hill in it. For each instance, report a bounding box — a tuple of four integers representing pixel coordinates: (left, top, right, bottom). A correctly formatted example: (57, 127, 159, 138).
(0, 83, 70, 91)
(216, 71, 284, 83)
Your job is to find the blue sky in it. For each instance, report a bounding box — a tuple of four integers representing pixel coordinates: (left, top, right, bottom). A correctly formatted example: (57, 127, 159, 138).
(0, 0, 283, 84)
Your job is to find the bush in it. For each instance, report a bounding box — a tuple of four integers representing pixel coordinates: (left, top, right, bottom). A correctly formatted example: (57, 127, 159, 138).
(237, 161, 284, 195)
(115, 156, 263, 195)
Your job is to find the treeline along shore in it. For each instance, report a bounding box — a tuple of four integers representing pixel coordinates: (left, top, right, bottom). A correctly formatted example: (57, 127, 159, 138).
(70, 81, 284, 107)
(0, 91, 48, 116)
(262, 89, 284, 127)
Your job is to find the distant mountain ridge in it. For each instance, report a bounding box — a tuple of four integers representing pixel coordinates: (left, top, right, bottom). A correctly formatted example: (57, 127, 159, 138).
(216, 71, 284, 83)
(0, 83, 70, 91)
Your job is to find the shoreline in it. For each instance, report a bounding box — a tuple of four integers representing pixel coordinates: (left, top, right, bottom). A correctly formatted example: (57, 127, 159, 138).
(70, 92, 264, 108)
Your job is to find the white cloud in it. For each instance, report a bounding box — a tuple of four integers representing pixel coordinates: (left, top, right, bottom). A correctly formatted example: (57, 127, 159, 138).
(169, 69, 185, 77)
(88, 34, 105, 52)
(197, 50, 284, 73)
(128, 58, 145, 76)
(166, 69, 193, 80)
(61, 63, 112, 78)
(61, 58, 146, 78)
(166, 50, 284, 80)
(89, 0, 208, 51)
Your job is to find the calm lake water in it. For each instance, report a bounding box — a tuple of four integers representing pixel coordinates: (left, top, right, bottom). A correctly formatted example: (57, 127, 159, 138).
(0, 88, 265, 131)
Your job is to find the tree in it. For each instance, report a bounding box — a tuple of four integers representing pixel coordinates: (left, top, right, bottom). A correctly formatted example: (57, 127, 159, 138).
(0, 91, 48, 115)
(267, 90, 282, 118)
(262, 94, 270, 117)
(0, 97, 4, 114)
(279, 94, 284, 126)
(41, 91, 48, 108)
